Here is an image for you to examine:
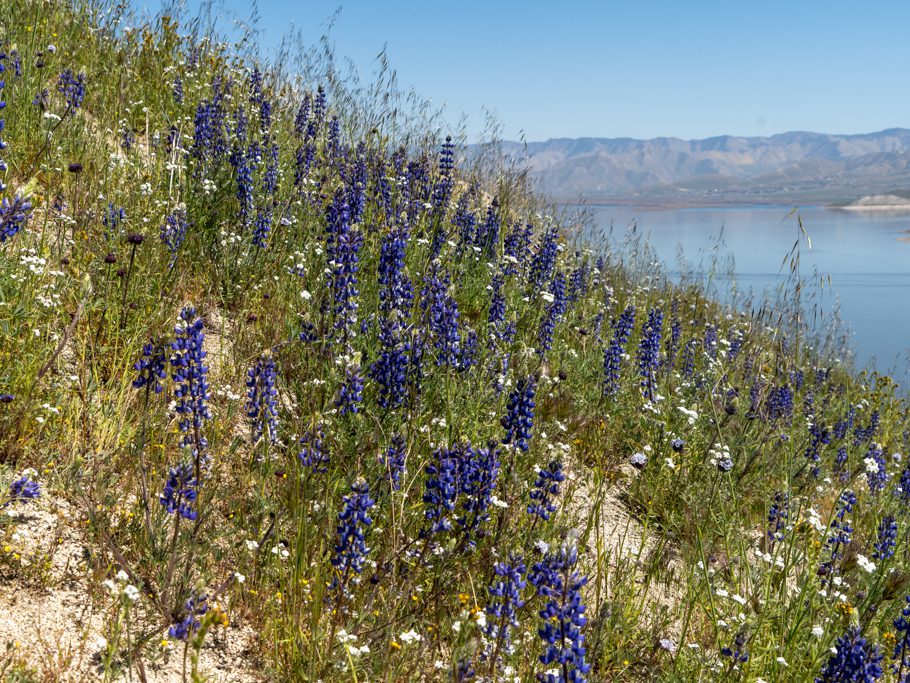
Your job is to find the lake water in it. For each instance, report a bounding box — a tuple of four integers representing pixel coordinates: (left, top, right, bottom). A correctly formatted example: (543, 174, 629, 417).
(584, 205, 910, 383)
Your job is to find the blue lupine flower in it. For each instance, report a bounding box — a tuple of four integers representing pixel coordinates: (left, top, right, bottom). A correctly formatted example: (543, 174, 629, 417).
(422, 446, 459, 536)
(767, 491, 789, 548)
(804, 423, 831, 479)
(453, 193, 477, 252)
(603, 305, 636, 397)
(264, 143, 279, 196)
(820, 490, 856, 582)
(335, 361, 363, 416)
(252, 204, 272, 248)
(488, 274, 507, 335)
(874, 516, 898, 560)
(834, 408, 856, 441)
(703, 323, 718, 359)
(637, 307, 663, 400)
(102, 203, 126, 240)
(327, 116, 342, 160)
(160, 208, 188, 268)
(484, 553, 527, 658)
(294, 92, 311, 136)
(331, 478, 375, 587)
(5, 472, 41, 506)
(893, 595, 910, 681)
(457, 442, 501, 547)
(298, 422, 329, 473)
(815, 627, 882, 682)
(898, 465, 910, 507)
(854, 411, 881, 446)
(835, 446, 850, 482)
(866, 442, 889, 494)
(476, 199, 500, 257)
(455, 661, 476, 682)
(530, 539, 591, 683)
(325, 191, 363, 342)
(133, 339, 168, 394)
(347, 142, 368, 223)
(681, 338, 698, 378)
(377, 226, 413, 315)
(169, 593, 208, 641)
(229, 143, 255, 228)
(246, 354, 278, 443)
(529, 227, 560, 291)
(380, 434, 407, 490)
(568, 260, 589, 303)
(767, 385, 794, 422)
(528, 461, 565, 522)
(172, 75, 183, 104)
(431, 136, 455, 215)
(0, 52, 7, 194)
(727, 329, 744, 361)
(32, 87, 49, 109)
(422, 268, 466, 368)
(537, 272, 568, 357)
(458, 328, 478, 372)
(170, 306, 211, 453)
(0, 195, 33, 243)
(294, 142, 316, 186)
(502, 222, 532, 275)
(189, 92, 227, 167)
(57, 69, 86, 110)
(313, 85, 327, 125)
(720, 631, 750, 665)
(502, 376, 536, 452)
(370, 319, 410, 409)
(159, 462, 199, 521)
(121, 124, 135, 152)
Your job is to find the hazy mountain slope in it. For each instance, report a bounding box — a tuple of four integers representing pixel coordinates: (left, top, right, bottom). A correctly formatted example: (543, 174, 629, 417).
(499, 128, 910, 203)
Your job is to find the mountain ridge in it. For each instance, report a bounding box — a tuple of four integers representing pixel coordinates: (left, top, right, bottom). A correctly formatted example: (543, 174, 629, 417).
(496, 128, 910, 204)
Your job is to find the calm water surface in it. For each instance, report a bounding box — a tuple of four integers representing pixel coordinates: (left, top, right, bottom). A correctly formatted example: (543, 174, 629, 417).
(585, 205, 910, 381)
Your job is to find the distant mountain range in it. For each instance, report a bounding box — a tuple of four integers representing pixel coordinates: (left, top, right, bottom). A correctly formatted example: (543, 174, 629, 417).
(498, 128, 910, 205)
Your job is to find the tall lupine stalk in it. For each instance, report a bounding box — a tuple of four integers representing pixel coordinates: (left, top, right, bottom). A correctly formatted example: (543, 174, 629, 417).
(502, 376, 536, 453)
(330, 478, 375, 594)
(246, 353, 279, 446)
(537, 272, 568, 358)
(484, 554, 527, 676)
(602, 304, 635, 398)
(820, 490, 856, 586)
(894, 596, 910, 682)
(530, 538, 591, 683)
(816, 627, 883, 682)
(370, 224, 414, 409)
(0, 51, 33, 244)
(637, 307, 663, 401)
(456, 442, 501, 549)
(326, 190, 363, 346)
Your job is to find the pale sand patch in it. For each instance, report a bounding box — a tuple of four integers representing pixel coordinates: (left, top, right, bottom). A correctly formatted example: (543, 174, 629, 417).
(0, 494, 263, 682)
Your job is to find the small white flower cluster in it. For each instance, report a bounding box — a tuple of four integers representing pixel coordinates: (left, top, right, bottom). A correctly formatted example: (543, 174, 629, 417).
(678, 405, 699, 425)
(753, 547, 785, 570)
(103, 570, 141, 602)
(708, 442, 733, 471)
(336, 629, 370, 657)
(19, 249, 48, 276)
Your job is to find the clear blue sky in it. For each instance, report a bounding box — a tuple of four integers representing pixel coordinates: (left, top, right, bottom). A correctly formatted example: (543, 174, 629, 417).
(135, 0, 910, 142)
